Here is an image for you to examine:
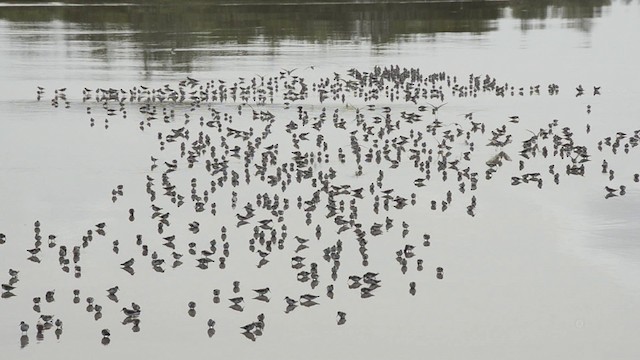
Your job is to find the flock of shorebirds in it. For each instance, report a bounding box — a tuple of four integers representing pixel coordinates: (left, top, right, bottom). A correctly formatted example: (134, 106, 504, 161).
(3, 65, 638, 347)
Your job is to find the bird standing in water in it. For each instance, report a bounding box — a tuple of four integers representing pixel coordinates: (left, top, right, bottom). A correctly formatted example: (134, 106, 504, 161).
(20, 321, 29, 334)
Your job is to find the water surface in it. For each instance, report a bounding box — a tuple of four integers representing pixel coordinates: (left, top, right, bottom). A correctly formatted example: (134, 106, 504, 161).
(1, 1, 640, 359)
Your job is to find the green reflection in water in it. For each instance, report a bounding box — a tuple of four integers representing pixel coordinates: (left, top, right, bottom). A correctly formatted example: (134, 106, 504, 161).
(0, 0, 612, 72)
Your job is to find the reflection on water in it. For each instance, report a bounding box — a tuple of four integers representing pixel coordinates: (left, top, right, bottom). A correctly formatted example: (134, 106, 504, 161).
(0, 0, 612, 70)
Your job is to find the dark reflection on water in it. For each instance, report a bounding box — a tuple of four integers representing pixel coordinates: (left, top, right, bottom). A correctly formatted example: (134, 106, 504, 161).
(0, 1, 505, 42)
(513, 0, 611, 32)
(0, 1, 611, 42)
(0, 0, 614, 74)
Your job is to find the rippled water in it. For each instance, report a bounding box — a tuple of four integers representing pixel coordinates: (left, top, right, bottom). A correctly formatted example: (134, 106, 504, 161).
(1, 1, 640, 359)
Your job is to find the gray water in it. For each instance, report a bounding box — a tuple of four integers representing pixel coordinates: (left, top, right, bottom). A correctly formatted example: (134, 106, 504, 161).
(1, 1, 640, 359)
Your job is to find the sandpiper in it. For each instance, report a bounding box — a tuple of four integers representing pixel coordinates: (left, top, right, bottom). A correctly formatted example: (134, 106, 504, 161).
(20, 321, 29, 334)
(284, 296, 298, 306)
(300, 294, 319, 302)
(107, 286, 119, 296)
(122, 307, 140, 316)
(121, 258, 134, 267)
(253, 287, 270, 296)
(229, 297, 244, 305)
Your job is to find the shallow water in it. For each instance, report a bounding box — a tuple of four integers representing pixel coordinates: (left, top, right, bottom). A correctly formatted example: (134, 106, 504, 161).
(1, 1, 640, 359)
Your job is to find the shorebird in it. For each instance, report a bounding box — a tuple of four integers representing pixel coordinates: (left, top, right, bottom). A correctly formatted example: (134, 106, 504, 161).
(295, 236, 310, 244)
(280, 68, 298, 76)
(122, 307, 140, 316)
(240, 323, 255, 332)
(253, 287, 270, 296)
(424, 102, 447, 115)
(284, 296, 298, 306)
(26, 248, 41, 255)
(40, 315, 54, 323)
(106, 286, 119, 296)
(20, 321, 29, 334)
(229, 297, 244, 305)
(121, 258, 134, 267)
(300, 294, 319, 302)
(363, 272, 379, 281)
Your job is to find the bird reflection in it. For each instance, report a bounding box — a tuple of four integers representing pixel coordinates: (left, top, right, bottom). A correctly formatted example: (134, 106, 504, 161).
(20, 335, 29, 349)
(241, 330, 256, 342)
(122, 317, 141, 328)
(300, 300, 318, 307)
(360, 288, 374, 299)
(121, 266, 135, 276)
(257, 259, 269, 268)
(36, 323, 44, 342)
